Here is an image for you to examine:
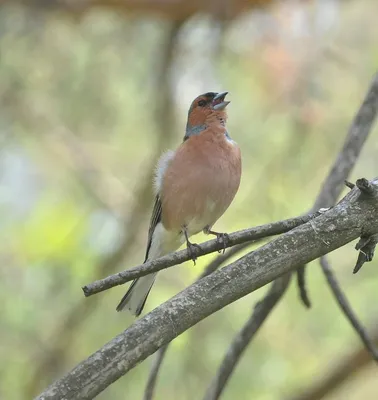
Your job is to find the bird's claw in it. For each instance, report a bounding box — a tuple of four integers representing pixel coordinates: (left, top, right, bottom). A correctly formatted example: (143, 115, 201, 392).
(217, 233, 230, 253)
(186, 241, 201, 265)
(208, 231, 229, 254)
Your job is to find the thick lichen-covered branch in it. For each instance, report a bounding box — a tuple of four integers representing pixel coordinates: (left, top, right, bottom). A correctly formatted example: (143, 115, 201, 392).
(37, 178, 378, 400)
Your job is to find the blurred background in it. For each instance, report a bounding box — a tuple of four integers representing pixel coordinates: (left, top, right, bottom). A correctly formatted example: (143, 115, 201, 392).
(0, 0, 377, 399)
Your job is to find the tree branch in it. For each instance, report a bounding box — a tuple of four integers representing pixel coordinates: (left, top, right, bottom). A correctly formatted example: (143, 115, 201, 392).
(320, 256, 378, 361)
(143, 345, 169, 400)
(296, 266, 311, 307)
(201, 72, 378, 399)
(353, 232, 378, 273)
(25, 19, 182, 397)
(297, 71, 378, 307)
(142, 242, 253, 400)
(4, 0, 275, 21)
(37, 178, 378, 400)
(287, 320, 378, 400)
(82, 212, 320, 297)
(203, 273, 291, 400)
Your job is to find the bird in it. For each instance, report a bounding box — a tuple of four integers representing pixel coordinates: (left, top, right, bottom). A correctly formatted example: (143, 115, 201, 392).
(116, 91, 242, 316)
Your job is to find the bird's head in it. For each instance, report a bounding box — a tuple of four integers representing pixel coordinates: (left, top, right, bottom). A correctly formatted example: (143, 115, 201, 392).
(186, 92, 230, 135)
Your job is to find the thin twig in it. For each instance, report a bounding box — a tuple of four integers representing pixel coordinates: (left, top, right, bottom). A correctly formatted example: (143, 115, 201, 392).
(203, 273, 291, 400)
(296, 265, 311, 308)
(287, 321, 378, 400)
(320, 256, 378, 362)
(297, 71, 378, 307)
(82, 212, 320, 296)
(344, 180, 355, 190)
(353, 233, 378, 273)
(143, 345, 169, 400)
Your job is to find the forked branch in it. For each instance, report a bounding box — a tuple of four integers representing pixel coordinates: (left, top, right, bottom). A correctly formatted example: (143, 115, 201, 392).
(37, 178, 378, 400)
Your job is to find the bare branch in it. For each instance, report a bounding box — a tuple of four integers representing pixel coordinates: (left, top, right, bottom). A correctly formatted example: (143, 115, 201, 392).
(204, 72, 378, 395)
(297, 71, 378, 306)
(319, 256, 378, 362)
(208, 72, 378, 397)
(344, 180, 355, 190)
(3, 0, 275, 21)
(26, 153, 158, 398)
(25, 19, 182, 397)
(82, 211, 320, 297)
(353, 233, 378, 273)
(287, 320, 378, 400)
(314, 73, 378, 209)
(142, 71, 378, 400)
(143, 242, 253, 399)
(37, 178, 378, 400)
(143, 345, 169, 400)
(203, 273, 291, 400)
(296, 266, 311, 307)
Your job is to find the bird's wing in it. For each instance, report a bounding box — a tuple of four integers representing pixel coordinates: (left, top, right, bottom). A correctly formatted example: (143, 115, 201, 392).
(145, 150, 176, 262)
(144, 194, 162, 262)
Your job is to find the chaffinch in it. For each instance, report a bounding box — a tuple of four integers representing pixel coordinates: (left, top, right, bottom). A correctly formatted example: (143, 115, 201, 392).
(117, 91, 242, 316)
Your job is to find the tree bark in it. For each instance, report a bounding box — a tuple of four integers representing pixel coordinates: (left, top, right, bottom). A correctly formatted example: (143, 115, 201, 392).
(37, 179, 378, 400)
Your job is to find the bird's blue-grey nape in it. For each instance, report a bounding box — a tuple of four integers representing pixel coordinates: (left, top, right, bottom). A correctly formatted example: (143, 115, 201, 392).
(183, 123, 207, 141)
(184, 125, 233, 142)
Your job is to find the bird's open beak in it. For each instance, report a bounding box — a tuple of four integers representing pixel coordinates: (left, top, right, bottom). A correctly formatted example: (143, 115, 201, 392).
(212, 92, 230, 110)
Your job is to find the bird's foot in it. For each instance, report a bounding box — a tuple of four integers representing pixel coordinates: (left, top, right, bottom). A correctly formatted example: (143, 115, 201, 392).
(186, 240, 201, 265)
(183, 226, 201, 265)
(207, 230, 230, 254)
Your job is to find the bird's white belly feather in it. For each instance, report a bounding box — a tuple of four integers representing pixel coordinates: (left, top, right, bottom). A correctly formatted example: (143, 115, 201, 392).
(185, 197, 218, 236)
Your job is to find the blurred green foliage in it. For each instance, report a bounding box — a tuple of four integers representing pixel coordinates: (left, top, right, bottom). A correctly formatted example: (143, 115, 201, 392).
(0, 1, 378, 399)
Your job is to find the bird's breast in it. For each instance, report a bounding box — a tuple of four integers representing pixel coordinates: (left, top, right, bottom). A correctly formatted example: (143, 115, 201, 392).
(161, 133, 241, 235)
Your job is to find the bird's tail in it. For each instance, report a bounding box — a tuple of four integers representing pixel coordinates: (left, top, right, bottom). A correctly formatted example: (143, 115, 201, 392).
(116, 272, 157, 316)
(116, 222, 183, 316)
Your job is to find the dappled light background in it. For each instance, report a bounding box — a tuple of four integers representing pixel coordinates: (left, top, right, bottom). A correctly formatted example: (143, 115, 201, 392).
(1, 0, 378, 399)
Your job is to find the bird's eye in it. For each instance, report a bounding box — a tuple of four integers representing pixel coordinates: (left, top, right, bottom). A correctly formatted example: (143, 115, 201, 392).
(198, 100, 206, 107)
